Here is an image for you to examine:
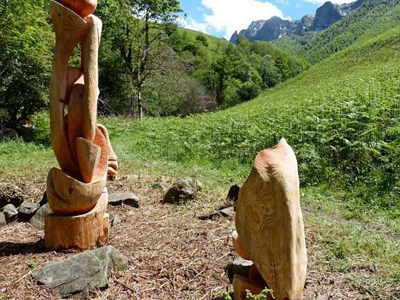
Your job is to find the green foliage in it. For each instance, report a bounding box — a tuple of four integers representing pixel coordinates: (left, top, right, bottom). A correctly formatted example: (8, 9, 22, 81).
(106, 25, 400, 212)
(186, 36, 307, 108)
(97, 0, 182, 117)
(0, 0, 53, 129)
(216, 289, 232, 300)
(275, 0, 400, 64)
(246, 288, 275, 300)
(196, 34, 209, 47)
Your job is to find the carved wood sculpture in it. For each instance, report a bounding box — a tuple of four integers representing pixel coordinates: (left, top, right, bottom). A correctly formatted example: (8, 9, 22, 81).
(44, 0, 118, 251)
(233, 139, 307, 300)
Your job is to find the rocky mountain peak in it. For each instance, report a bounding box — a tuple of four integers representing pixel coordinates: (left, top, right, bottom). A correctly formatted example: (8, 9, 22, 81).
(230, 0, 363, 43)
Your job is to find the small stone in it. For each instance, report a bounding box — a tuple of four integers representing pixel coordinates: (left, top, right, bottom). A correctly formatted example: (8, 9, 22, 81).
(162, 178, 202, 204)
(108, 192, 139, 208)
(29, 204, 53, 230)
(220, 207, 235, 217)
(110, 214, 121, 227)
(120, 175, 139, 182)
(226, 258, 253, 283)
(151, 182, 170, 191)
(32, 245, 128, 297)
(2, 204, 18, 223)
(18, 201, 40, 222)
(0, 213, 6, 226)
(0, 183, 24, 209)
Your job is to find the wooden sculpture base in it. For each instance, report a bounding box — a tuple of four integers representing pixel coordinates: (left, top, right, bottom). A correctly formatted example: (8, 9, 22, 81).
(44, 192, 109, 252)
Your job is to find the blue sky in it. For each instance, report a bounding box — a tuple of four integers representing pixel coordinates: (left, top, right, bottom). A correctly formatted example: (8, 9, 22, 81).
(178, 0, 353, 39)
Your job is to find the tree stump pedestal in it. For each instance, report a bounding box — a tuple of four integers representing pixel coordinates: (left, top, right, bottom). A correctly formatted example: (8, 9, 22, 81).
(44, 192, 109, 252)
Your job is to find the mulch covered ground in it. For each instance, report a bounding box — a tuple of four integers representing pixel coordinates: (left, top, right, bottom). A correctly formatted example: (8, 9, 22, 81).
(0, 174, 369, 299)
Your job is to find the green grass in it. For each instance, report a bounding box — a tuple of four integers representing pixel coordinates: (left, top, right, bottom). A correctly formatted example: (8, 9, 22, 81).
(102, 25, 400, 203)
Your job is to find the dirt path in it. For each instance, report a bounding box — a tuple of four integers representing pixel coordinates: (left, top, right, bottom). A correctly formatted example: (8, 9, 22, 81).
(0, 174, 392, 299)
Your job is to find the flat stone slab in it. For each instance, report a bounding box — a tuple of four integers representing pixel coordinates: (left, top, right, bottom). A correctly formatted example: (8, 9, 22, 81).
(32, 245, 128, 297)
(108, 192, 139, 208)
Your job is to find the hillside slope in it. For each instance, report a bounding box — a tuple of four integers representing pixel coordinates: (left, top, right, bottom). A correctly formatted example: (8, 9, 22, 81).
(274, 0, 400, 63)
(110, 25, 400, 205)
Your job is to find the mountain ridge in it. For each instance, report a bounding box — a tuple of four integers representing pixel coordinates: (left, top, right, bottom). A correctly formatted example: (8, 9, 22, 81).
(230, 0, 364, 43)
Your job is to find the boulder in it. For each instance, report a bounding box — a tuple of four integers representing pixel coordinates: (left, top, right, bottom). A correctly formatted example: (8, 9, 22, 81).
(0, 183, 24, 209)
(162, 178, 202, 204)
(108, 192, 139, 208)
(18, 201, 40, 222)
(226, 258, 253, 283)
(0, 213, 6, 226)
(32, 245, 128, 297)
(29, 204, 53, 230)
(2, 204, 18, 223)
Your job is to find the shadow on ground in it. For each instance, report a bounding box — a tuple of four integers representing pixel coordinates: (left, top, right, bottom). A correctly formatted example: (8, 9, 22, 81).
(0, 240, 46, 257)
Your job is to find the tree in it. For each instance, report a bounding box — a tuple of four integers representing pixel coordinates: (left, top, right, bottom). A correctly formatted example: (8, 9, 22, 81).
(0, 0, 53, 129)
(98, 0, 181, 121)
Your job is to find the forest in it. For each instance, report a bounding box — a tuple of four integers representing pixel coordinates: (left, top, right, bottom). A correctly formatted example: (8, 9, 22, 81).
(0, 0, 307, 130)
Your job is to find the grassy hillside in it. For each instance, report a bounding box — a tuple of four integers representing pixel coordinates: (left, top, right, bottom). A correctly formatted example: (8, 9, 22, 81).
(109, 25, 400, 192)
(274, 0, 400, 64)
(178, 27, 227, 54)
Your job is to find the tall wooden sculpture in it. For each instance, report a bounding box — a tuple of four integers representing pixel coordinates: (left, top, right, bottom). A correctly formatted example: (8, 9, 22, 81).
(45, 0, 118, 251)
(232, 139, 307, 300)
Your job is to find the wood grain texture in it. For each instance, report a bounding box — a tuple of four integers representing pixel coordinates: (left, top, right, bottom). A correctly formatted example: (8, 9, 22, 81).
(81, 15, 102, 143)
(49, 0, 89, 178)
(44, 191, 109, 251)
(46, 168, 106, 215)
(235, 139, 307, 300)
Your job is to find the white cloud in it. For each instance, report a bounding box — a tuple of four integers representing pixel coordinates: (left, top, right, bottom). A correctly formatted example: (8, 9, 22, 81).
(201, 0, 283, 39)
(302, 0, 354, 3)
(178, 16, 210, 35)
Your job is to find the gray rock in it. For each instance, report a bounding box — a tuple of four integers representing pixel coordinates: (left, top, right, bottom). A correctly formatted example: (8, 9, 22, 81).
(29, 204, 53, 230)
(0, 183, 24, 209)
(226, 258, 253, 283)
(18, 201, 40, 221)
(162, 178, 202, 204)
(32, 245, 128, 297)
(151, 182, 170, 191)
(110, 214, 121, 227)
(108, 192, 139, 208)
(2, 204, 18, 223)
(0, 212, 6, 226)
(220, 207, 235, 218)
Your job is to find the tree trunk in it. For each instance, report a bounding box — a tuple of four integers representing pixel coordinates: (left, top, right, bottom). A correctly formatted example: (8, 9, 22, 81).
(138, 89, 143, 122)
